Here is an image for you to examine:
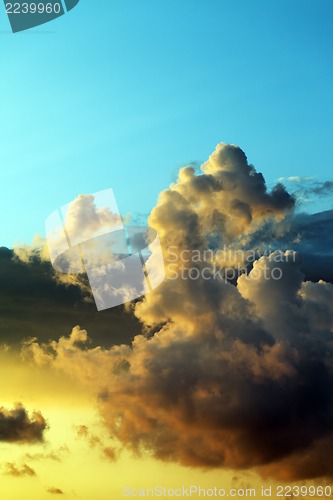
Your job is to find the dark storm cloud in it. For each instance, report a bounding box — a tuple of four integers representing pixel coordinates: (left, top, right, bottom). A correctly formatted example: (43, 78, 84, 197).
(0, 404, 46, 444)
(0, 247, 141, 347)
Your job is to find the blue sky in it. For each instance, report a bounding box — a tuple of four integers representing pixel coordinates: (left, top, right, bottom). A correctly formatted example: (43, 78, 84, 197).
(1, 0, 333, 247)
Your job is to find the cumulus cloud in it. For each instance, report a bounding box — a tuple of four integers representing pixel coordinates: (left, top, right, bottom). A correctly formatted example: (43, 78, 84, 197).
(153, 143, 294, 250)
(0, 404, 47, 444)
(45, 190, 124, 278)
(62, 193, 121, 243)
(18, 143, 333, 480)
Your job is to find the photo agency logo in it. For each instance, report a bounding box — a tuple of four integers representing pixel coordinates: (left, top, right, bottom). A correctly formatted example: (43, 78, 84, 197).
(45, 189, 165, 311)
(3, 0, 79, 33)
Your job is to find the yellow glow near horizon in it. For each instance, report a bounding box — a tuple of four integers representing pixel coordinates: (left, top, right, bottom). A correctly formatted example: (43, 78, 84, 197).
(0, 351, 317, 500)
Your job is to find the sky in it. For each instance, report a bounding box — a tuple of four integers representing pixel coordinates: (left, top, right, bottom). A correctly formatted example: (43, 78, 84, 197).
(1, 1, 333, 500)
(1, 0, 333, 247)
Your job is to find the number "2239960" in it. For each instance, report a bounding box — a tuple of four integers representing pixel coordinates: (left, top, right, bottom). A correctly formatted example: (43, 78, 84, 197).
(6, 3, 62, 14)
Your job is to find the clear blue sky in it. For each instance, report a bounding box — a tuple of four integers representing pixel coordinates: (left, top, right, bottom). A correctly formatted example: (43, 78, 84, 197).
(1, 0, 333, 247)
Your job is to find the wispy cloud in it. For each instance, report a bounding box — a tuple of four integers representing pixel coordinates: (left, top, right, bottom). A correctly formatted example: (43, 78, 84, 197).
(3, 462, 36, 477)
(75, 425, 118, 462)
(277, 176, 333, 201)
(277, 176, 314, 183)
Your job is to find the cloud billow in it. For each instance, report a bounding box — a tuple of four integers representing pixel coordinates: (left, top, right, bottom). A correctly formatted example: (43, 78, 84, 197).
(21, 143, 333, 480)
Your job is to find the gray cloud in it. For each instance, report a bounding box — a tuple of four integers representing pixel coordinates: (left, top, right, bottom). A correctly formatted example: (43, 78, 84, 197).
(277, 177, 333, 203)
(0, 404, 47, 444)
(300, 180, 333, 197)
(0, 247, 141, 348)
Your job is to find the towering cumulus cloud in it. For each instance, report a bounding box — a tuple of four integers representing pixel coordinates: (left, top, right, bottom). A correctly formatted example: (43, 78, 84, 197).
(23, 144, 333, 480)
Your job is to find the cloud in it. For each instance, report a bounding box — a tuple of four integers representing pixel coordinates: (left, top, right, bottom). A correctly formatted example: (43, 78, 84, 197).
(0, 404, 47, 444)
(75, 424, 119, 462)
(13, 235, 50, 264)
(304, 180, 333, 196)
(161, 143, 295, 247)
(242, 209, 333, 283)
(19, 143, 333, 481)
(24, 445, 69, 463)
(3, 462, 36, 477)
(0, 246, 141, 348)
(276, 177, 333, 204)
(277, 176, 314, 183)
(47, 487, 64, 495)
(61, 193, 121, 245)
